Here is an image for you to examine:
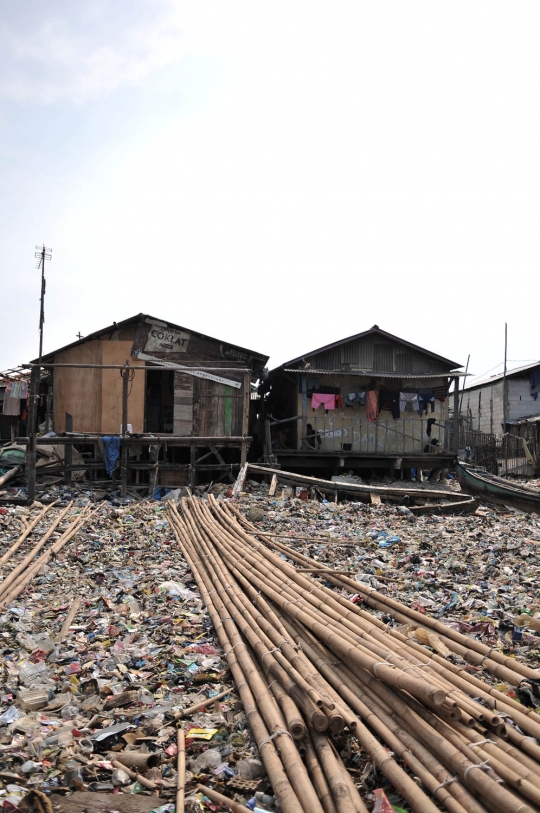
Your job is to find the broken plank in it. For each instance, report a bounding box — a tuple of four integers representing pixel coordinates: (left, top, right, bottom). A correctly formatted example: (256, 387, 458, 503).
(232, 462, 248, 496)
(268, 473, 278, 496)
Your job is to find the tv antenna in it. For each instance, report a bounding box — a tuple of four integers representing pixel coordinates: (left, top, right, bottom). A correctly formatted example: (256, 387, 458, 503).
(35, 244, 52, 363)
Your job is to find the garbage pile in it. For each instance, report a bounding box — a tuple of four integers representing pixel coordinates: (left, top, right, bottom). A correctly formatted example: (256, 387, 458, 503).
(235, 480, 540, 671)
(2, 478, 540, 813)
(169, 494, 540, 813)
(0, 501, 265, 812)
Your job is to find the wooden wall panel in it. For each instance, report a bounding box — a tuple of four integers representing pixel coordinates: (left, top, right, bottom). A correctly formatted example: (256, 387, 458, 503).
(101, 342, 145, 433)
(53, 343, 102, 433)
(173, 372, 193, 435)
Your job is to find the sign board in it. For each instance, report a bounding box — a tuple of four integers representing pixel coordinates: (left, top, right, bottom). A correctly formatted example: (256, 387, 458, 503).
(135, 352, 242, 389)
(144, 323, 190, 353)
(220, 344, 248, 362)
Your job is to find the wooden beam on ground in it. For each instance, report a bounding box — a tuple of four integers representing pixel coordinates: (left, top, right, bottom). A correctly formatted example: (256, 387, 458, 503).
(232, 462, 248, 496)
(268, 473, 278, 496)
(370, 492, 381, 505)
(0, 467, 20, 488)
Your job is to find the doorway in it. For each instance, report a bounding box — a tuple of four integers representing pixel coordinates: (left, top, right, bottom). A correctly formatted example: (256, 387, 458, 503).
(145, 370, 174, 432)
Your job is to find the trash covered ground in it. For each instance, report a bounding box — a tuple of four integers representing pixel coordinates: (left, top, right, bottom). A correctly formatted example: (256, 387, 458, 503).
(238, 478, 540, 672)
(1, 478, 540, 813)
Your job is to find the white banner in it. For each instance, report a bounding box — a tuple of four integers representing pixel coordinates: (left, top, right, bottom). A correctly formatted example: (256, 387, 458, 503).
(135, 352, 242, 389)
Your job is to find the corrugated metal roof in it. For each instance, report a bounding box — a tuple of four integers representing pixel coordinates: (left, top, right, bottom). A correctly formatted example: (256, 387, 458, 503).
(30, 313, 269, 370)
(278, 325, 461, 370)
(283, 368, 465, 379)
(464, 361, 540, 391)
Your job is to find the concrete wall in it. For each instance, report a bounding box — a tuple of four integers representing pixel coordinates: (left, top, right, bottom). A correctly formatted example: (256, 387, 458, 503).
(464, 377, 540, 436)
(508, 378, 540, 421)
(296, 374, 450, 454)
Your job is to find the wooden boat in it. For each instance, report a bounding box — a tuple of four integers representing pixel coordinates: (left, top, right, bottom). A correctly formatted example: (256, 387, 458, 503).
(243, 463, 479, 515)
(455, 462, 540, 513)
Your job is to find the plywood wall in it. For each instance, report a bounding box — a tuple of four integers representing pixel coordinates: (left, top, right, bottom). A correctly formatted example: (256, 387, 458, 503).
(101, 342, 145, 433)
(53, 342, 102, 433)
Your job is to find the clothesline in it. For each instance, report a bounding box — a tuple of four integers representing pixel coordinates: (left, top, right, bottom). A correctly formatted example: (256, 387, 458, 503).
(310, 385, 447, 421)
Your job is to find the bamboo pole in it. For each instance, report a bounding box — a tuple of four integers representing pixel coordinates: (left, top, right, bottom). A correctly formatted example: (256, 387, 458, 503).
(247, 515, 540, 684)
(168, 511, 315, 813)
(1, 508, 96, 605)
(174, 688, 231, 720)
(55, 595, 82, 644)
(0, 502, 73, 601)
(169, 503, 440, 813)
(0, 466, 20, 487)
(0, 501, 57, 565)
(110, 760, 160, 791)
(176, 729, 185, 813)
(170, 498, 540, 813)
(196, 784, 251, 813)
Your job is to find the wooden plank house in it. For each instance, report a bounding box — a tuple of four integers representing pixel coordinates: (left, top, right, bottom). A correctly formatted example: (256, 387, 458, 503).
(262, 325, 463, 477)
(28, 314, 268, 491)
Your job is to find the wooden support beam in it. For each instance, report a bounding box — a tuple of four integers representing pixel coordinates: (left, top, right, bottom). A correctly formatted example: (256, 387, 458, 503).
(453, 375, 460, 453)
(268, 473, 278, 496)
(64, 413, 73, 485)
(240, 372, 250, 466)
(120, 362, 130, 498)
(190, 441, 196, 490)
(26, 365, 39, 504)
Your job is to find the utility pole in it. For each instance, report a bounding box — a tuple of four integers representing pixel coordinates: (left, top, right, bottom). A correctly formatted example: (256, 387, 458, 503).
(34, 245, 52, 363)
(503, 323, 508, 475)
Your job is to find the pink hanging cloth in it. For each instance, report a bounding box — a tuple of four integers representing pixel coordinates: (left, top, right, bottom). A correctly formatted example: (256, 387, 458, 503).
(311, 393, 336, 410)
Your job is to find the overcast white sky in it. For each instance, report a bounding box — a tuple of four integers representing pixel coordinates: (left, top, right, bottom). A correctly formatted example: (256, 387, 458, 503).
(1, 1, 538, 383)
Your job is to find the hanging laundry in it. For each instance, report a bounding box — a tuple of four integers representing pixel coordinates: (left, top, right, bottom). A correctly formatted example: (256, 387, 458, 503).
(346, 391, 367, 407)
(366, 390, 379, 422)
(311, 393, 336, 410)
(101, 436, 122, 477)
(426, 418, 437, 437)
(379, 389, 400, 419)
(418, 392, 435, 415)
(335, 394, 343, 409)
(19, 381, 28, 399)
(433, 383, 449, 402)
(2, 395, 21, 416)
(399, 392, 419, 412)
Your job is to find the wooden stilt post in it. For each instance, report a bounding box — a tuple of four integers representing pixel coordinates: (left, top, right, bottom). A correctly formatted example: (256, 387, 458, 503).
(120, 362, 129, 498)
(64, 413, 73, 485)
(453, 375, 460, 454)
(190, 438, 196, 490)
(241, 371, 250, 465)
(26, 366, 39, 504)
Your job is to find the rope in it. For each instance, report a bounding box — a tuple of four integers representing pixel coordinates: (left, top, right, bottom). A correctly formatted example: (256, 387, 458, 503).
(479, 647, 496, 666)
(432, 776, 458, 794)
(468, 739, 495, 749)
(261, 647, 280, 660)
(463, 761, 491, 780)
(258, 728, 293, 751)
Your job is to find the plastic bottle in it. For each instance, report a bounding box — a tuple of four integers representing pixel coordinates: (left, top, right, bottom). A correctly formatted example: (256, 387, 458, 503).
(193, 748, 224, 772)
(61, 704, 79, 720)
(236, 758, 264, 779)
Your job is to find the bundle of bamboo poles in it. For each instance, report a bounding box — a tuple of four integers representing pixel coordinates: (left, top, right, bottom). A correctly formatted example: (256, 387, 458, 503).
(167, 496, 540, 813)
(0, 504, 96, 606)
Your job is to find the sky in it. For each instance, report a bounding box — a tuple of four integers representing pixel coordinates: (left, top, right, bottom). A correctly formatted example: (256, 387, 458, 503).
(1, 1, 539, 385)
